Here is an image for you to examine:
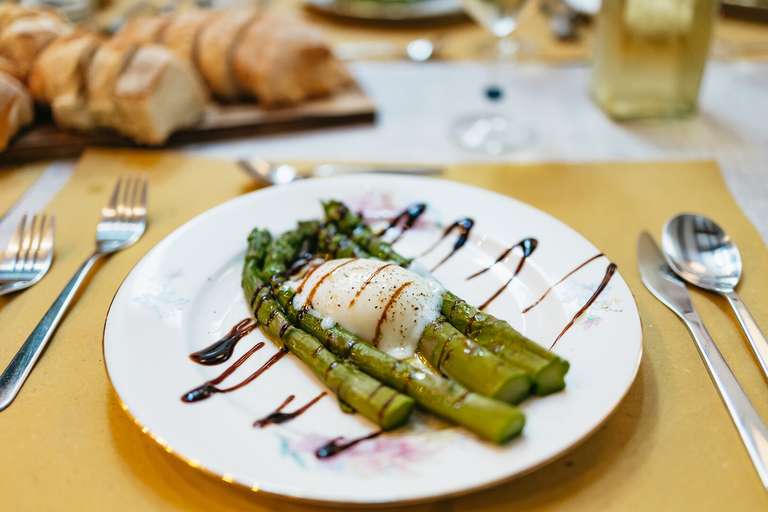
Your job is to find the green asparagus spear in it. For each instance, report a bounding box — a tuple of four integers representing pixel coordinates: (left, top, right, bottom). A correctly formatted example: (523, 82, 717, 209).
(418, 318, 530, 403)
(280, 222, 532, 403)
(318, 223, 366, 259)
(272, 281, 525, 443)
(322, 200, 569, 395)
(242, 228, 414, 430)
(442, 291, 569, 395)
(323, 201, 409, 265)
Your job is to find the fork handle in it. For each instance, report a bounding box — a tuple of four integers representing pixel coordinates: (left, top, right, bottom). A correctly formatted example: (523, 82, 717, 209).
(0, 251, 103, 411)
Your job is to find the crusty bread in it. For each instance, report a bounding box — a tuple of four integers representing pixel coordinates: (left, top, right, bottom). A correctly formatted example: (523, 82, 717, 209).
(28, 31, 101, 103)
(0, 54, 21, 79)
(161, 8, 216, 63)
(0, 71, 33, 151)
(197, 7, 260, 101)
(234, 13, 350, 107)
(0, 12, 73, 80)
(111, 44, 208, 145)
(28, 31, 102, 130)
(0, 3, 64, 34)
(0, 5, 353, 153)
(110, 15, 170, 47)
(86, 40, 139, 128)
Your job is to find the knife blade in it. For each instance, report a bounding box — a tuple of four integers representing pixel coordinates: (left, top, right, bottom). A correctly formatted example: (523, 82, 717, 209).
(310, 165, 442, 177)
(239, 158, 442, 186)
(0, 161, 74, 250)
(637, 231, 768, 492)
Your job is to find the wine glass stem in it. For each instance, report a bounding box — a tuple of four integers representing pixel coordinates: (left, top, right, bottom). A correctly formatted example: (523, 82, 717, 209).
(486, 37, 504, 102)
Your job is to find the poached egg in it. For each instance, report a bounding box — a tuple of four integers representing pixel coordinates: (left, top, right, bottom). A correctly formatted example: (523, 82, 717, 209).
(290, 258, 443, 359)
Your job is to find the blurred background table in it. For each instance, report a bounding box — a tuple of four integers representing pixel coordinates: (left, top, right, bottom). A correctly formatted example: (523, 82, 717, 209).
(89, 0, 768, 243)
(93, 0, 768, 61)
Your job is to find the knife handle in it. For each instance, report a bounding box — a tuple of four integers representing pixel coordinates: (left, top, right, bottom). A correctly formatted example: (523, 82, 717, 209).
(683, 310, 768, 490)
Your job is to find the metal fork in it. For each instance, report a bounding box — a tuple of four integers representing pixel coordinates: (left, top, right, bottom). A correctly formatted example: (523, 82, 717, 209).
(0, 214, 55, 296)
(0, 175, 148, 411)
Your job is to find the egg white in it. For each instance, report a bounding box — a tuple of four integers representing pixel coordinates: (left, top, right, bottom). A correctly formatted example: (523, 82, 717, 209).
(290, 258, 443, 359)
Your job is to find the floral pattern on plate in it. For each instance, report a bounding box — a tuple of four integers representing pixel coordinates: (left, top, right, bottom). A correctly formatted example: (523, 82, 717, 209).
(131, 268, 189, 318)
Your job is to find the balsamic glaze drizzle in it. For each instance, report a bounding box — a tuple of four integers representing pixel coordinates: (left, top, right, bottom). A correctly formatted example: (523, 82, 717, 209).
(182, 342, 265, 402)
(522, 253, 604, 314)
(181, 345, 288, 403)
(315, 431, 383, 459)
(305, 259, 358, 306)
(349, 263, 394, 308)
(377, 203, 427, 244)
(373, 281, 414, 345)
(189, 319, 257, 365)
(421, 218, 475, 273)
(477, 238, 538, 311)
(253, 392, 328, 428)
(550, 263, 617, 349)
(467, 238, 537, 281)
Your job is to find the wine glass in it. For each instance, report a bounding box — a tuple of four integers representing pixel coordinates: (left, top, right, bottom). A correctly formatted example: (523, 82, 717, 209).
(453, 0, 534, 154)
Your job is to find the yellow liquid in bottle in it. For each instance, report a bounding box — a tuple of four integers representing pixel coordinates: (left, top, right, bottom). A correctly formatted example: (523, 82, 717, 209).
(591, 0, 718, 120)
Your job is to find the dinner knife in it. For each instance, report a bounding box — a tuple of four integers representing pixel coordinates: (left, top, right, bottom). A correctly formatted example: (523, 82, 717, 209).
(0, 161, 74, 250)
(637, 231, 768, 492)
(239, 159, 442, 186)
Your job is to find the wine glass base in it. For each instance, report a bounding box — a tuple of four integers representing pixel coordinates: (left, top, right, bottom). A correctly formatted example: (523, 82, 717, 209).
(452, 114, 535, 155)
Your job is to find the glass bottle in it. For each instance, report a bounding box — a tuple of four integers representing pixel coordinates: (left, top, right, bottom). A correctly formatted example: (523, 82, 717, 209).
(590, 0, 719, 120)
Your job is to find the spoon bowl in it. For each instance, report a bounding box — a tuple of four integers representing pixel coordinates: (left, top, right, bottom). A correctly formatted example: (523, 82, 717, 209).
(661, 213, 742, 292)
(662, 212, 768, 382)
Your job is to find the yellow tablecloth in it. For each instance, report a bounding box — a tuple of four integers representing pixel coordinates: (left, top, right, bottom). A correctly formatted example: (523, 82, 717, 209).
(1, 150, 768, 511)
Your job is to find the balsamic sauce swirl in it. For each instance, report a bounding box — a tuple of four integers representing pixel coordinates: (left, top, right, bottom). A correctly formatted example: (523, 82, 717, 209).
(377, 203, 427, 244)
(550, 263, 617, 349)
(421, 218, 475, 272)
(189, 319, 257, 365)
(316, 431, 383, 459)
(253, 392, 328, 428)
(181, 346, 288, 403)
(478, 238, 538, 311)
(468, 238, 537, 281)
(522, 253, 604, 314)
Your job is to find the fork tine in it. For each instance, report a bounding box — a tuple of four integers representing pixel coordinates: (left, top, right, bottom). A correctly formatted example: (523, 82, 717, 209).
(15, 215, 33, 272)
(127, 175, 141, 221)
(118, 175, 139, 223)
(34, 214, 54, 270)
(103, 175, 122, 221)
(23, 215, 43, 273)
(1, 214, 26, 271)
(132, 174, 148, 221)
(140, 174, 148, 217)
(118, 176, 130, 223)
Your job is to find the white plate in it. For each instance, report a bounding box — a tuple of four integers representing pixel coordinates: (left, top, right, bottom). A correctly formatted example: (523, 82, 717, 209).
(104, 175, 642, 505)
(564, 0, 600, 15)
(303, 0, 464, 22)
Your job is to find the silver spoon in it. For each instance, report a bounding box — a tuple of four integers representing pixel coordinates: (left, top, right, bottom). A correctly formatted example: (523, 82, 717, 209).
(662, 213, 768, 382)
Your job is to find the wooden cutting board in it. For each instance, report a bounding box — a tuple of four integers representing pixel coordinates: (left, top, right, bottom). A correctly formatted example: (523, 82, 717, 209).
(0, 85, 375, 165)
